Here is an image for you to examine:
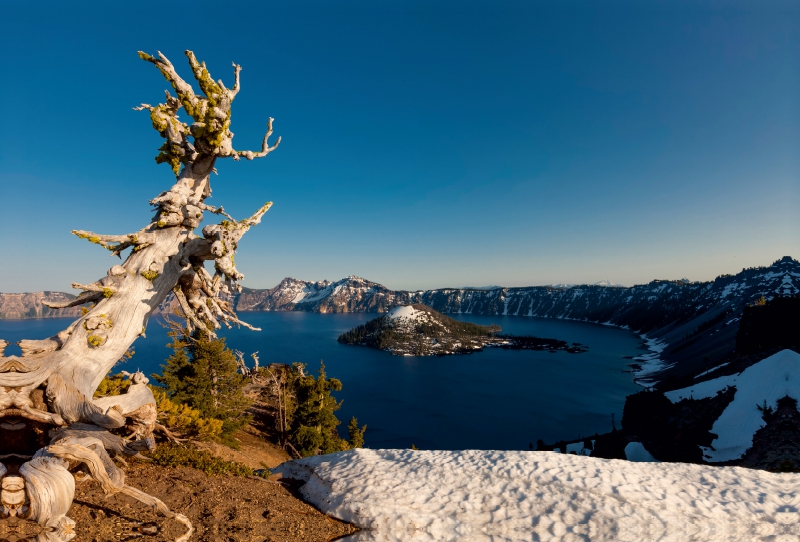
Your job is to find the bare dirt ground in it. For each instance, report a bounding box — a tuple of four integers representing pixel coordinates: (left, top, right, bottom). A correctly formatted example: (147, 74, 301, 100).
(48, 372, 357, 541)
(193, 428, 291, 469)
(69, 461, 357, 542)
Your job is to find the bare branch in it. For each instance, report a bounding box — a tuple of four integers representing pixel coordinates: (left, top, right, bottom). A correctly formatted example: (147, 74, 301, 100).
(44, 291, 103, 309)
(154, 422, 186, 443)
(231, 62, 242, 96)
(185, 50, 223, 103)
(119, 485, 194, 542)
(138, 51, 202, 119)
(72, 230, 155, 257)
(200, 202, 236, 223)
(172, 287, 212, 337)
(239, 201, 274, 229)
(222, 312, 261, 332)
(71, 282, 116, 298)
(235, 118, 282, 160)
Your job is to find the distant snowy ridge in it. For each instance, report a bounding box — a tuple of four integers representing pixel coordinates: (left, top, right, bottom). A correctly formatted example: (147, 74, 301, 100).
(275, 448, 800, 542)
(592, 279, 626, 287)
(6, 258, 798, 356)
(232, 258, 799, 337)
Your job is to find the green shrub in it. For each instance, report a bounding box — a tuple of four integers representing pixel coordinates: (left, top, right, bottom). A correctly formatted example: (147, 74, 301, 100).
(153, 330, 252, 442)
(151, 388, 225, 442)
(94, 373, 131, 397)
(147, 442, 268, 477)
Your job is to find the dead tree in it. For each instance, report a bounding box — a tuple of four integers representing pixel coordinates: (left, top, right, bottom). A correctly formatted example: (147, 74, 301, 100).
(0, 50, 280, 541)
(233, 350, 252, 377)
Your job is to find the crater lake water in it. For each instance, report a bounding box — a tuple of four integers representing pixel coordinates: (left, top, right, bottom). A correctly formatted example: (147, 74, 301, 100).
(0, 313, 646, 450)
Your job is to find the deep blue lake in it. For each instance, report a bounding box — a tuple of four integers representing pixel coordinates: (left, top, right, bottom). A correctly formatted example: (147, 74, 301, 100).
(0, 313, 645, 450)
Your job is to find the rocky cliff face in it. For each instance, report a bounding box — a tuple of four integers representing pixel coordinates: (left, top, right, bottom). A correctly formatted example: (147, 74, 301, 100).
(230, 257, 799, 332)
(0, 292, 83, 319)
(235, 276, 418, 313)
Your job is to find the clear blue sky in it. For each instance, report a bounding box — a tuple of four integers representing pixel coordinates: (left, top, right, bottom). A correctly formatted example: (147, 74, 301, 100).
(1, 0, 798, 292)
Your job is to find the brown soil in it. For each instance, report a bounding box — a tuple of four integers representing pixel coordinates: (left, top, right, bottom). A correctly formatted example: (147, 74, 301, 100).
(32, 372, 354, 541)
(68, 461, 357, 542)
(61, 390, 356, 542)
(192, 428, 291, 469)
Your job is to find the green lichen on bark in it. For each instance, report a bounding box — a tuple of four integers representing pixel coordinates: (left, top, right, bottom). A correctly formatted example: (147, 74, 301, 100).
(155, 141, 183, 175)
(186, 51, 223, 106)
(138, 49, 250, 173)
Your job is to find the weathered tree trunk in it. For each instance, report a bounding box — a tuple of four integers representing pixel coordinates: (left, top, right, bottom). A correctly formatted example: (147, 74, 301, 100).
(0, 50, 280, 541)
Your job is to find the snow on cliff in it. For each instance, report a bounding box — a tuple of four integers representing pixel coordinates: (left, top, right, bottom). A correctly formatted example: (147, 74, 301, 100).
(664, 349, 800, 462)
(631, 335, 670, 385)
(275, 448, 799, 541)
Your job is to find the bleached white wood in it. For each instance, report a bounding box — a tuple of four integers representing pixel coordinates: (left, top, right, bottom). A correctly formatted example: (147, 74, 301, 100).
(0, 49, 280, 541)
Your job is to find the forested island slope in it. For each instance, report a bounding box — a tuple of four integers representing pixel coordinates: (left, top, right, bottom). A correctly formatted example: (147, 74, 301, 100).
(338, 304, 584, 356)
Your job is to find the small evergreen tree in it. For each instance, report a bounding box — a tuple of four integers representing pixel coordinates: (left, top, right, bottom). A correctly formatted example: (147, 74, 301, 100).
(348, 416, 367, 449)
(154, 330, 251, 442)
(289, 361, 350, 456)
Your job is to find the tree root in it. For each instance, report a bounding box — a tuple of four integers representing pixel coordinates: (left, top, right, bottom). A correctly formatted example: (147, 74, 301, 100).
(119, 485, 194, 542)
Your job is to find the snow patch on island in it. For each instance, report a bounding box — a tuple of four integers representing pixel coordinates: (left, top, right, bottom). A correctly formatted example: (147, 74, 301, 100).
(664, 349, 800, 462)
(275, 448, 800, 541)
(387, 305, 424, 321)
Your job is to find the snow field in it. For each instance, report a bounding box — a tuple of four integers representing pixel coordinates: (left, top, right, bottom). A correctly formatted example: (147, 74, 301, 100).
(665, 349, 800, 462)
(276, 448, 800, 542)
(387, 305, 425, 321)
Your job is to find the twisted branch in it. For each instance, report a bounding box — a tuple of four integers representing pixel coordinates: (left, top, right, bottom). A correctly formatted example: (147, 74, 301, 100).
(235, 118, 282, 160)
(230, 62, 242, 97)
(137, 51, 201, 118)
(137, 50, 281, 170)
(71, 230, 156, 258)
